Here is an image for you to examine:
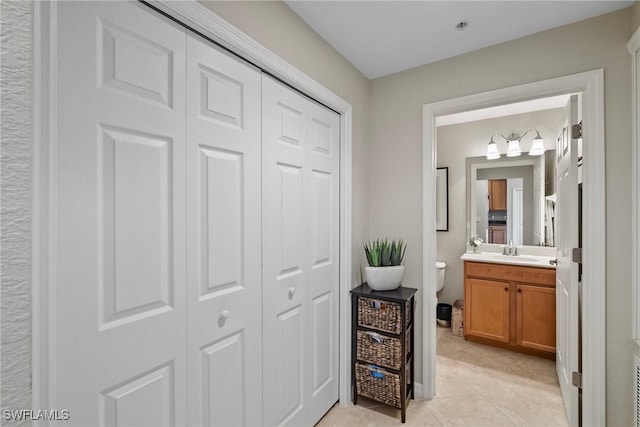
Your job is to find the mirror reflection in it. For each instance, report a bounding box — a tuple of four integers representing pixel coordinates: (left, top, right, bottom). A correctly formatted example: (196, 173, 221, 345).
(467, 151, 556, 247)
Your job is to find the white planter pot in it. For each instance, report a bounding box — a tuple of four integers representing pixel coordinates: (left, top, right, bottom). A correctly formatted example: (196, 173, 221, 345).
(364, 266, 405, 291)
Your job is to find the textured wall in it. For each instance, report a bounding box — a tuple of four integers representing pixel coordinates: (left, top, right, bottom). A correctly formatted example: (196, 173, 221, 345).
(370, 8, 633, 424)
(1, 0, 33, 423)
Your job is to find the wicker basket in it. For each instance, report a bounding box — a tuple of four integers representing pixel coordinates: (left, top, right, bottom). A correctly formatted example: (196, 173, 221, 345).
(355, 363, 401, 408)
(356, 330, 403, 369)
(358, 297, 411, 334)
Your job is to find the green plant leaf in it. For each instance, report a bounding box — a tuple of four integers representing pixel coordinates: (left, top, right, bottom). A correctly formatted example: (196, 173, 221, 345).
(364, 238, 406, 267)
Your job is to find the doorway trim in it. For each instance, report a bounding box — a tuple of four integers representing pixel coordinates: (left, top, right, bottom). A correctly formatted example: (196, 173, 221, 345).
(32, 0, 354, 409)
(422, 70, 605, 426)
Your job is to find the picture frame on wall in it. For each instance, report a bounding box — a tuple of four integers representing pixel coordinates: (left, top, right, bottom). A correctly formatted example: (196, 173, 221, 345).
(436, 167, 449, 231)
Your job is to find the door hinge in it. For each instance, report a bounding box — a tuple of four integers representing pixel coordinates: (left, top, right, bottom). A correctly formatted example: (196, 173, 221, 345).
(572, 247, 582, 264)
(571, 371, 582, 389)
(572, 121, 583, 139)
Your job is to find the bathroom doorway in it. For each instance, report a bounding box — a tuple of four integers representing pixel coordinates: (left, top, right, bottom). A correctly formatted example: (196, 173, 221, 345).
(433, 95, 571, 425)
(422, 70, 605, 427)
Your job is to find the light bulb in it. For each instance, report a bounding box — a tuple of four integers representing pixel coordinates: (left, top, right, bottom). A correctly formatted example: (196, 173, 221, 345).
(529, 136, 545, 156)
(486, 141, 500, 160)
(506, 138, 521, 157)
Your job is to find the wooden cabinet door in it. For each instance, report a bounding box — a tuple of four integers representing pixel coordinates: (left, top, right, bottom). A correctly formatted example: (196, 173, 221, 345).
(464, 278, 510, 343)
(488, 226, 507, 244)
(516, 284, 556, 353)
(489, 179, 507, 210)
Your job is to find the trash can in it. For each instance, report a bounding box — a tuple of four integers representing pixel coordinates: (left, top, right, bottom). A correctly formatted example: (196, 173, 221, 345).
(452, 299, 464, 336)
(436, 303, 452, 327)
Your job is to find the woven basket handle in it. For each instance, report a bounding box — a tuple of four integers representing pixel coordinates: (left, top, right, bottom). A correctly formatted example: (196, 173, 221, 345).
(368, 332, 384, 344)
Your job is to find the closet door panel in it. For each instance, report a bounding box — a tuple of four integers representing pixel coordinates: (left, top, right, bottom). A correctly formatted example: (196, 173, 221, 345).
(55, 2, 188, 425)
(186, 32, 262, 427)
(262, 77, 309, 427)
(306, 102, 340, 424)
(262, 76, 340, 427)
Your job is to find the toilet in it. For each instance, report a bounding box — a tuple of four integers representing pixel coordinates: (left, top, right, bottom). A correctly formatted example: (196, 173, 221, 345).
(436, 261, 447, 293)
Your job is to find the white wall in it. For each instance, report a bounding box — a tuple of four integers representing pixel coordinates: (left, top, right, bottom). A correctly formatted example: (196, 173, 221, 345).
(435, 109, 562, 306)
(1, 0, 33, 422)
(370, 9, 632, 424)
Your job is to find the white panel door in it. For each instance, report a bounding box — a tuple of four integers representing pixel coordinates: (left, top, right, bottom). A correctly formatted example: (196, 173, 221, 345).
(555, 95, 580, 427)
(262, 76, 340, 427)
(512, 188, 524, 246)
(533, 155, 545, 245)
(306, 102, 340, 424)
(262, 77, 308, 427)
(55, 2, 187, 424)
(186, 33, 262, 426)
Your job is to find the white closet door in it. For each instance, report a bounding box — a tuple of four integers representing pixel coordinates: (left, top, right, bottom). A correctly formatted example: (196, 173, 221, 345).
(262, 76, 340, 427)
(55, 2, 188, 425)
(305, 101, 340, 424)
(185, 33, 263, 426)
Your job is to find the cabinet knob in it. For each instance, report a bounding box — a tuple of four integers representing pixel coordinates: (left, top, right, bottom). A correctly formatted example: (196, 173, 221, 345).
(517, 289, 522, 293)
(504, 287, 508, 291)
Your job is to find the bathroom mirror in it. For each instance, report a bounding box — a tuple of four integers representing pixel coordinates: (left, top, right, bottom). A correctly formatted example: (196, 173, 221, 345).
(466, 150, 557, 247)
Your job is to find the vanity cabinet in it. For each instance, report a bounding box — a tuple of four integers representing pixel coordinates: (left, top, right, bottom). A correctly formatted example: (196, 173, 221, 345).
(464, 261, 556, 358)
(465, 277, 510, 343)
(516, 284, 556, 353)
(489, 179, 507, 210)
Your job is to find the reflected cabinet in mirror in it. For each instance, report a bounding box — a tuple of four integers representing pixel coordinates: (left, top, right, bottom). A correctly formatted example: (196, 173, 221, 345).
(466, 151, 557, 247)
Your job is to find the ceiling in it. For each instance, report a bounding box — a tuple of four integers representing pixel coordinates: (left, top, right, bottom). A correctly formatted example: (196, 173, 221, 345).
(285, 1, 633, 79)
(435, 94, 570, 127)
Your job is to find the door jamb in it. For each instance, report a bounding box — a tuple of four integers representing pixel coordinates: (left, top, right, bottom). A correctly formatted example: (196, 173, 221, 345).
(422, 70, 605, 426)
(32, 0, 354, 410)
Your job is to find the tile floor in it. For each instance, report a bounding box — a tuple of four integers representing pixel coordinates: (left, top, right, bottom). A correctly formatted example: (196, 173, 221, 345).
(318, 326, 568, 426)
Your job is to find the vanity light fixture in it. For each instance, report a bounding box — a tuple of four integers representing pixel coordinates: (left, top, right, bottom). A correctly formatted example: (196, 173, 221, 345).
(505, 133, 522, 157)
(485, 129, 545, 160)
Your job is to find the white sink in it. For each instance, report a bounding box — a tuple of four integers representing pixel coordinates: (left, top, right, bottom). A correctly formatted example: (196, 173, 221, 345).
(460, 252, 556, 268)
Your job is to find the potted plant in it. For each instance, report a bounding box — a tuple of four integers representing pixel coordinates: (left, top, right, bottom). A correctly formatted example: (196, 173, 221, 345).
(363, 239, 407, 291)
(468, 235, 483, 253)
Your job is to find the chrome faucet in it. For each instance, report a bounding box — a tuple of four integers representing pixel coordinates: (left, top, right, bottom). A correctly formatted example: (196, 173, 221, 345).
(502, 240, 519, 256)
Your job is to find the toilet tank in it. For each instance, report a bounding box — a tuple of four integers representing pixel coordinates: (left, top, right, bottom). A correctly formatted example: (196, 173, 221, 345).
(436, 261, 446, 292)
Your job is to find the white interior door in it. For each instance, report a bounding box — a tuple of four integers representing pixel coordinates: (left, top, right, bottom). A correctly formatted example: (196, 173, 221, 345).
(476, 180, 488, 242)
(261, 76, 340, 427)
(533, 154, 545, 245)
(555, 94, 580, 427)
(185, 33, 262, 426)
(512, 188, 524, 246)
(55, 2, 188, 424)
(305, 101, 340, 424)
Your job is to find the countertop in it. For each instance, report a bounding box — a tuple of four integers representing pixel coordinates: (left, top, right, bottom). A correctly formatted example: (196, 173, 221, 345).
(460, 252, 556, 269)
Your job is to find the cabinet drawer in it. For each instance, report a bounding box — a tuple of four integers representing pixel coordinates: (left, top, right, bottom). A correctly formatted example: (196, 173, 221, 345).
(465, 261, 555, 286)
(357, 297, 410, 334)
(356, 330, 407, 370)
(355, 363, 401, 408)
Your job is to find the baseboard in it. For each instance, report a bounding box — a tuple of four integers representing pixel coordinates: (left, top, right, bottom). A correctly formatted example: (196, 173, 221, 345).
(414, 382, 424, 399)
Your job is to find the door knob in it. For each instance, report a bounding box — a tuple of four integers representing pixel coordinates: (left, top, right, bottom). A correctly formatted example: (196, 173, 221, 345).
(219, 310, 230, 320)
(288, 287, 296, 299)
